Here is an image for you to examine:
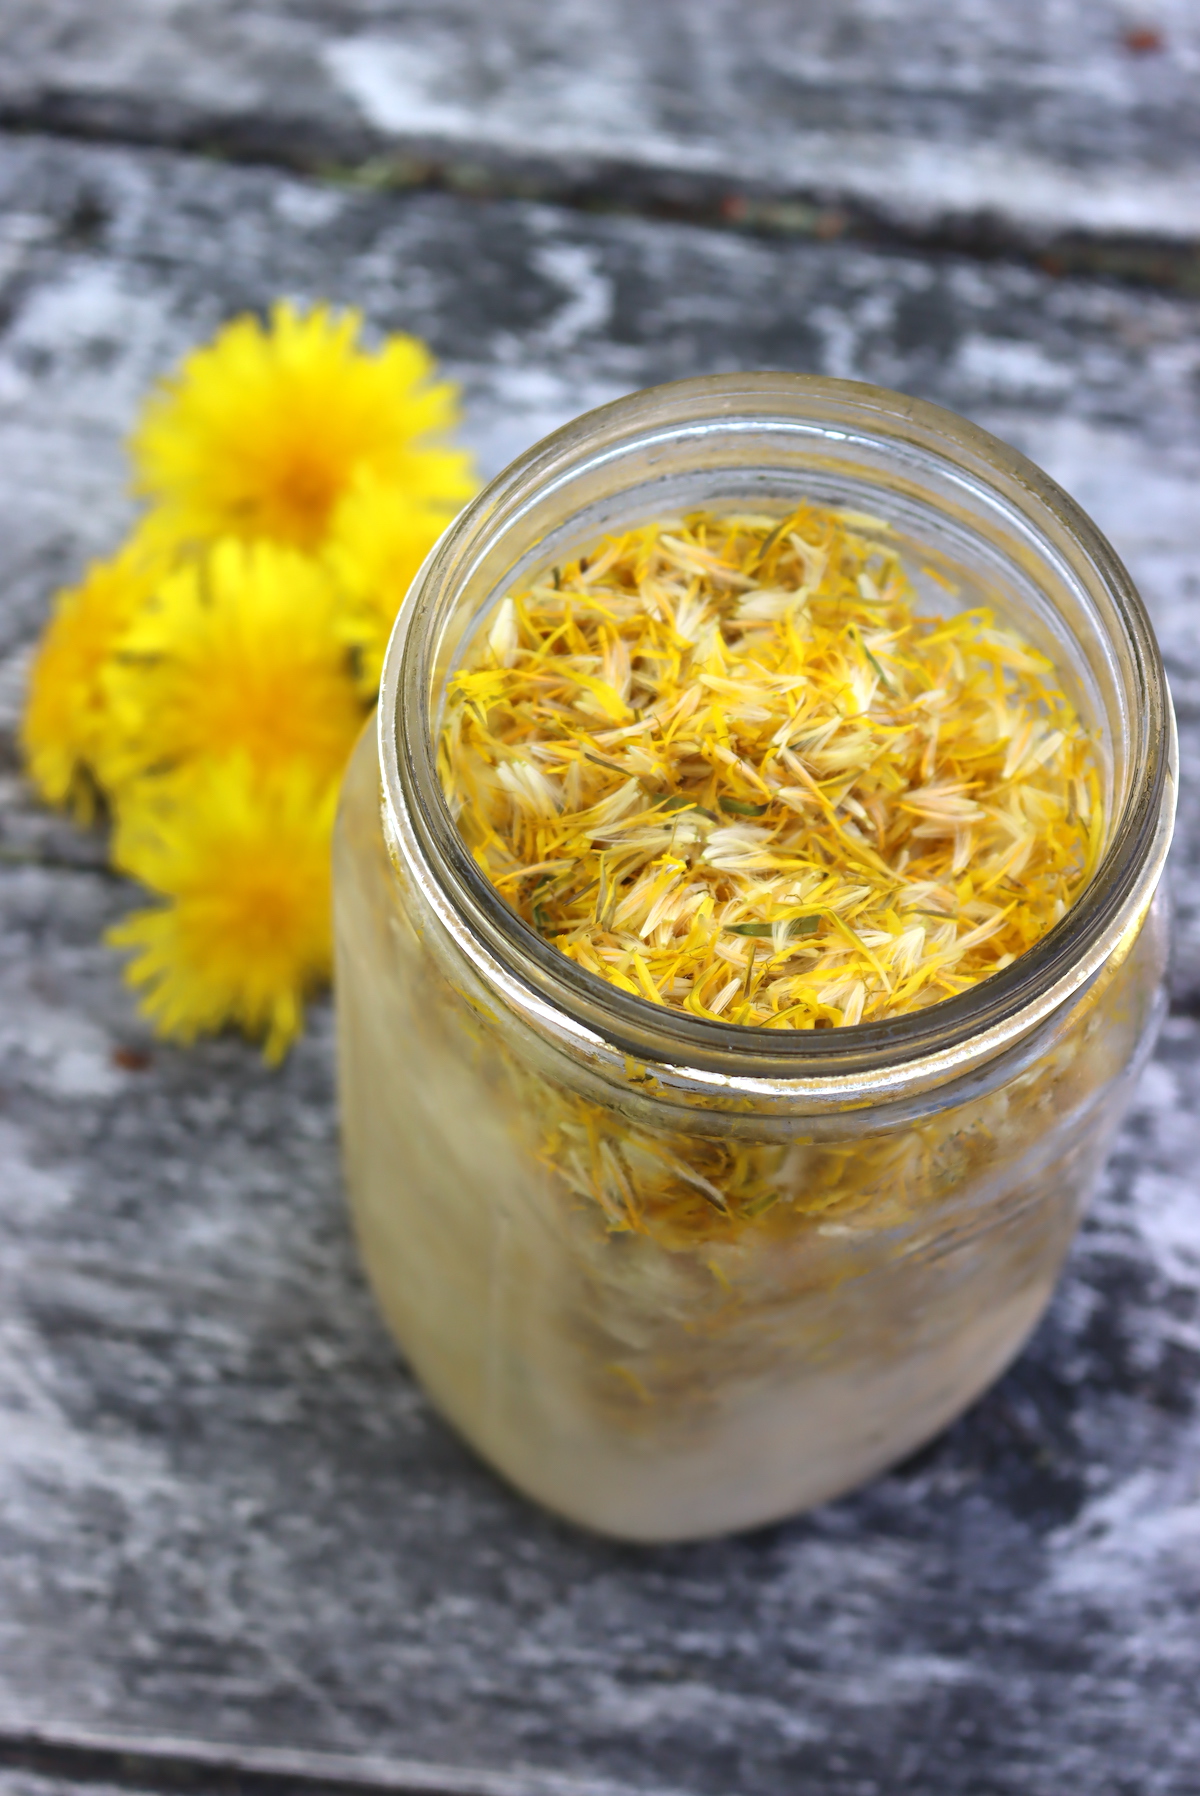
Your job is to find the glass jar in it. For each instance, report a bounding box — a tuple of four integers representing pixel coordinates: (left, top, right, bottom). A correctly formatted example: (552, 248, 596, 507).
(333, 375, 1176, 1542)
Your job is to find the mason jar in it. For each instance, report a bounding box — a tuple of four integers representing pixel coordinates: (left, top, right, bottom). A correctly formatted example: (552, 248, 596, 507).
(333, 375, 1175, 1542)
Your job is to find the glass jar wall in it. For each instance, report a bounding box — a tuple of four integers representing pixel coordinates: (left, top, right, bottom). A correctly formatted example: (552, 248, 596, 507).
(333, 376, 1175, 1542)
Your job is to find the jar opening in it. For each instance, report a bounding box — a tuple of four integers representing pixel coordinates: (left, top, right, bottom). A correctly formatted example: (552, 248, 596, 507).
(381, 375, 1175, 1094)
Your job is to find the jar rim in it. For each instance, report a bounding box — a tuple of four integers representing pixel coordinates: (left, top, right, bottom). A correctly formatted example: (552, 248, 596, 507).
(379, 373, 1176, 1103)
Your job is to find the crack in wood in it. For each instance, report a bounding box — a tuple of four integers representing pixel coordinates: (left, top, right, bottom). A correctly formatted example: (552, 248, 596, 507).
(1, 109, 1198, 295)
(0, 1727, 667, 1796)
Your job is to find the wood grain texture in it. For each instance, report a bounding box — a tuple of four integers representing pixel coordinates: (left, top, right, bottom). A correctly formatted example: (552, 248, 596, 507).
(1, 133, 1199, 1795)
(1, 2, 1199, 249)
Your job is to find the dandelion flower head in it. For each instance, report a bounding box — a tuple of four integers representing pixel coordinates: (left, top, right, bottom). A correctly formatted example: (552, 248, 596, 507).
(20, 530, 168, 822)
(326, 466, 458, 696)
(109, 757, 338, 1062)
(131, 300, 476, 552)
(101, 538, 369, 792)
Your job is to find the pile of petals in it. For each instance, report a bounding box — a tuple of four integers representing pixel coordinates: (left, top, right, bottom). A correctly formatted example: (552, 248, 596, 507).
(21, 301, 476, 1061)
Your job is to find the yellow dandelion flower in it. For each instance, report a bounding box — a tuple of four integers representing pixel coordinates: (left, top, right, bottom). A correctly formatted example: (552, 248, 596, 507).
(108, 757, 338, 1062)
(131, 300, 477, 551)
(100, 537, 368, 792)
(20, 530, 168, 821)
(326, 467, 459, 697)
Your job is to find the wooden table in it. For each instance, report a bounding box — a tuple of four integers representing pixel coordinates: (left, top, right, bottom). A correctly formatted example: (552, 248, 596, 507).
(1, 10, 1199, 1793)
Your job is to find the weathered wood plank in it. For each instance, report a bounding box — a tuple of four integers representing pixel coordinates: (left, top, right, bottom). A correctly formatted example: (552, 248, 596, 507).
(1, 2, 1199, 250)
(1, 133, 1199, 1794)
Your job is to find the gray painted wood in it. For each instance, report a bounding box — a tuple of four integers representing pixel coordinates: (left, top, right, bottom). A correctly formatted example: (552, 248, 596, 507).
(1, 2, 1199, 250)
(1, 132, 1199, 1794)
